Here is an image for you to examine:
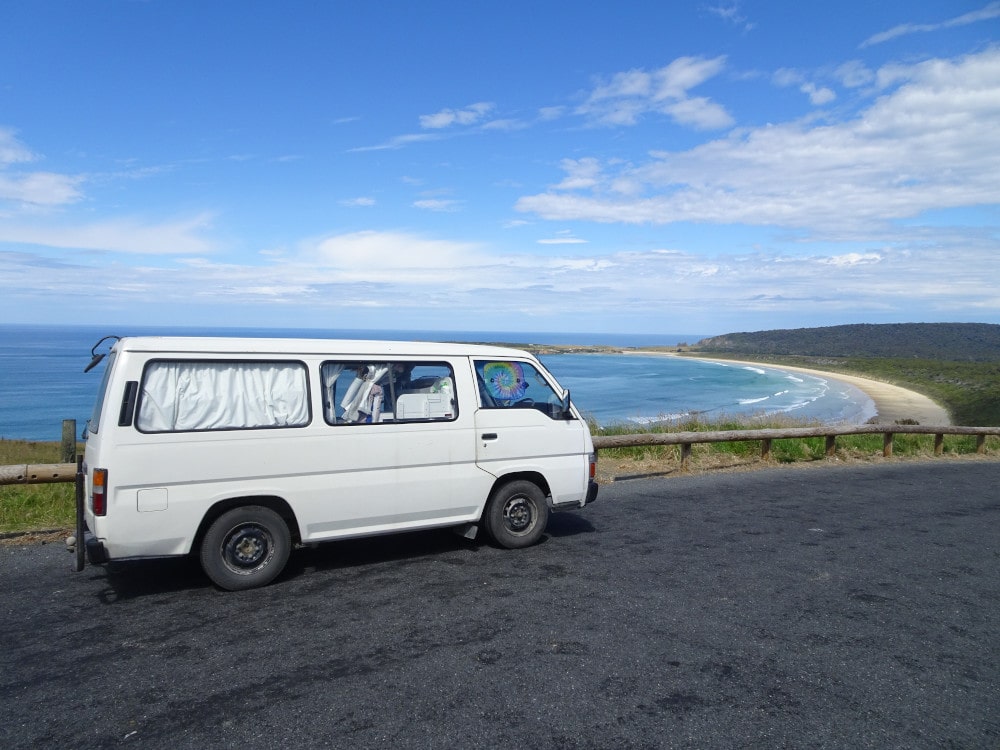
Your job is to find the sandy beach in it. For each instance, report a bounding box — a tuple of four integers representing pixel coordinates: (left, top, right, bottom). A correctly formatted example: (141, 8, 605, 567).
(663, 354, 952, 426)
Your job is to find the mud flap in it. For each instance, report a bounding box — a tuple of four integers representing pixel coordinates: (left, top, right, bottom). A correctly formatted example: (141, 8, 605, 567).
(72, 456, 85, 572)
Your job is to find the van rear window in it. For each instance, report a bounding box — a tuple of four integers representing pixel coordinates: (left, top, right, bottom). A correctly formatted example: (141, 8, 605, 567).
(88, 351, 118, 435)
(136, 360, 310, 432)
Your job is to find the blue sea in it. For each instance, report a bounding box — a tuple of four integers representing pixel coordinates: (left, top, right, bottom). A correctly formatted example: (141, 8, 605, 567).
(0, 324, 875, 442)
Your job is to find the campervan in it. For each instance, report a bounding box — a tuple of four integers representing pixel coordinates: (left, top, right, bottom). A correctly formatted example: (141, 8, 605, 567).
(81, 336, 597, 590)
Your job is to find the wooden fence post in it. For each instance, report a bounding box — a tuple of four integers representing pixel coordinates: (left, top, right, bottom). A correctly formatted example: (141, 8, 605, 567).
(977, 435, 987, 454)
(680, 443, 692, 471)
(61, 419, 77, 463)
(761, 438, 772, 461)
(825, 435, 837, 457)
(934, 434, 944, 455)
(883, 432, 894, 457)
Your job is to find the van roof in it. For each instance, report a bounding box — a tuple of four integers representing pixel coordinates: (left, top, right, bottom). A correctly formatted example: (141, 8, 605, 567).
(113, 336, 534, 359)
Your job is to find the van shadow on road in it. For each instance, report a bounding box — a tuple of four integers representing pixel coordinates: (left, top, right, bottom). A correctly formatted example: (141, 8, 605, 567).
(89, 510, 598, 601)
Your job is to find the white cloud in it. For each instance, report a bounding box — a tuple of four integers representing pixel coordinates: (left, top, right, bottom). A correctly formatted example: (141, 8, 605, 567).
(518, 49, 1000, 232)
(862, 1, 1000, 47)
(772, 68, 803, 87)
(0, 129, 84, 207)
(355, 55, 732, 153)
(835, 60, 875, 88)
(663, 96, 737, 128)
(577, 57, 733, 130)
(0, 213, 218, 254)
(654, 56, 728, 100)
(818, 252, 883, 266)
(348, 133, 439, 152)
(553, 158, 604, 190)
(538, 106, 566, 121)
(351, 102, 496, 151)
(340, 197, 376, 207)
(0, 171, 84, 206)
(481, 118, 528, 131)
(706, 2, 756, 32)
(413, 198, 461, 212)
(0, 128, 36, 165)
(419, 102, 494, 129)
(773, 69, 838, 105)
(308, 230, 483, 272)
(3, 224, 997, 329)
(800, 83, 836, 105)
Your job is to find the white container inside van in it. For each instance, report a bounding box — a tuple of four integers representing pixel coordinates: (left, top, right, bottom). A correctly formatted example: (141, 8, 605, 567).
(81, 336, 598, 590)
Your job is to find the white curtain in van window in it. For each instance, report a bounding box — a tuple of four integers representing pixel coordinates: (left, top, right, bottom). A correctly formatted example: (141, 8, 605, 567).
(137, 361, 310, 432)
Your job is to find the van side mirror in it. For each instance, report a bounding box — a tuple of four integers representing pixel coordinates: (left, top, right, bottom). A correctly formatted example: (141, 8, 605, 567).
(559, 389, 573, 420)
(84, 335, 120, 373)
(84, 352, 105, 373)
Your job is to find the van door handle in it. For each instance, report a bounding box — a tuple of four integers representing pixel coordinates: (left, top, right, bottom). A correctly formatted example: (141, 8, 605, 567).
(481, 433, 498, 441)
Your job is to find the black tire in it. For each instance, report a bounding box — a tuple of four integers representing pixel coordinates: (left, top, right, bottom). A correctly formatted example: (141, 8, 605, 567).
(200, 506, 291, 591)
(485, 480, 549, 549)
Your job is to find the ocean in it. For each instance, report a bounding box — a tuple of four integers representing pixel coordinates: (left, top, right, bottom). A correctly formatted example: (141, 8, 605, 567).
(0, 324, 875, 442)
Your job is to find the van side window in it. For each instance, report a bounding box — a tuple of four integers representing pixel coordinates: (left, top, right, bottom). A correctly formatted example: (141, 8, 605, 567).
(475, 360, 565, 418)
(321, 361, 456, 424)
(136, 360, 310, 432)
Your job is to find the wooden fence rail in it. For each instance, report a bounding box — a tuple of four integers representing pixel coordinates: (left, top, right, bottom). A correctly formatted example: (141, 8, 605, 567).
(0, 463, 78, 486)
(591, 424, 1000, 470)
(2, 425, 999, 487)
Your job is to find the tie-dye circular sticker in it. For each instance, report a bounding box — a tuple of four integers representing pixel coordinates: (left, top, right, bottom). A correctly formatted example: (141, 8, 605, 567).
(483, 361, 527, 400)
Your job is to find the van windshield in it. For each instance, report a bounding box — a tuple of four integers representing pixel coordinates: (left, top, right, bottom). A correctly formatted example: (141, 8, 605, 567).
(474, 359, 571, 419)
(88, 351, 117, 435)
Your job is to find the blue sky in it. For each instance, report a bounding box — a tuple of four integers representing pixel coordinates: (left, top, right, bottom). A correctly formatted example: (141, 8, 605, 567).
(1, 1, 998, 339)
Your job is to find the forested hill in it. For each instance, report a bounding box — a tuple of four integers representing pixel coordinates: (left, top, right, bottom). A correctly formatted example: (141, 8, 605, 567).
(694, 323, 1000, 361)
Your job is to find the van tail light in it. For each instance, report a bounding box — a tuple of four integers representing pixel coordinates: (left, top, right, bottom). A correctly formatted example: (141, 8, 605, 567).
(588, 453, 597, 479)
(92, 469, 108, 516)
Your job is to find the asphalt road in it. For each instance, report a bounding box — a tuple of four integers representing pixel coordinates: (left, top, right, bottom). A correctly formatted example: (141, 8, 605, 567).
(2, 460, 999, 749)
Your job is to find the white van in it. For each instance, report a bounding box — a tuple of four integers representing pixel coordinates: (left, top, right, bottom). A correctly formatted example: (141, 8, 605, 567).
(81, 336, 598, 590)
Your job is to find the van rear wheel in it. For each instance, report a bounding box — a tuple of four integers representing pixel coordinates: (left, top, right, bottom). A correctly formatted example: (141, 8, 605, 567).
(485, 480, 549, 549)
(200, 506, 291, 590)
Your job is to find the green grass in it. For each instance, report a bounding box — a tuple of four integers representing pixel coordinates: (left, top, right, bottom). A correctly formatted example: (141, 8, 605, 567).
(0, 439, 77, 533)
(2, 427, 998, 533)
(807, 357, 1000, 426)
(589, 413, 1000, 472)
(0, 484, 75, 533)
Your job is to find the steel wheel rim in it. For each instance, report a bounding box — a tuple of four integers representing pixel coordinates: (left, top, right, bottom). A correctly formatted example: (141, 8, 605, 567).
(221, 523, 275, 575)
(502, 495, 534, 534)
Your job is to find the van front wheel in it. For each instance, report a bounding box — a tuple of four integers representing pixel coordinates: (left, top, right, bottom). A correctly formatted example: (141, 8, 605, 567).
(200, 506, 291, 591)
(485, 481, 549, 549)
